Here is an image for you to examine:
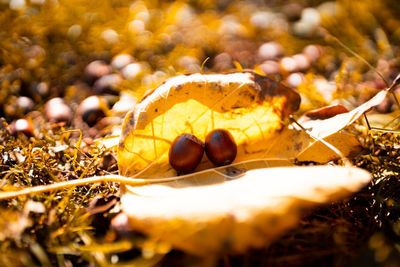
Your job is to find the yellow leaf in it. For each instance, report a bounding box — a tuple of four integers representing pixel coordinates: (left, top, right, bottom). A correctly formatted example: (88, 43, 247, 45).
(116, 72, 377, 257)
(296, 132, 364, 163)
(117, 71, 300, 178)
(298, 89, 388, 139)
(295, 89, 389, 162)
(121, 165, 371, 255)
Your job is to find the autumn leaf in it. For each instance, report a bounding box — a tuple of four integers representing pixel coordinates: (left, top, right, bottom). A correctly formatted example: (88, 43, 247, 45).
(117, 71, 300, 178)
(116, 71, 378, 257)
(121, 165, 371, 255)
(295, 89, 389, 163)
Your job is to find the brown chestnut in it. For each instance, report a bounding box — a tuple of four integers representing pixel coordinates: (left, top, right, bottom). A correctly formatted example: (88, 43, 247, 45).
(78, 96, 107, 127)
(10, 119, 34, 138)
(169, 133, 204, 173)
(44, 97, 73, 123)
(205, 129, 237, 166)
(84, 60, 112, 85)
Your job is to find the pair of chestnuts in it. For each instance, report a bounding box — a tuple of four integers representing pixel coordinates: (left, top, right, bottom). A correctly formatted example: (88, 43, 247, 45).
(168, 129, 237, 173)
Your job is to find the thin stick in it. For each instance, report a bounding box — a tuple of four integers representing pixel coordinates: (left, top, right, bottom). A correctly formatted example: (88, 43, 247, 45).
(0, 175, 179, 200)
(200, 57, 209, 74)
(370, 127, 400, 133)
(0, 157, 294, 200)
(362, 113, 377, 153)
(363, 113, 371, 130)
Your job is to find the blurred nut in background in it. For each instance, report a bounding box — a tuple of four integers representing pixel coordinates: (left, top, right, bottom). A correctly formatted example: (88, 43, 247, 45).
(213, 53, 233, 72)
(16, 96, 35, 114)
(177, 56, 200, 72)
(4, 96, 35, 119)
(281, 3, 304, 21)
(10, 118, 35, 138)
(29, 82, 50, 100)
(44, 97, 73, 123)
(257, 42, 284, 62)
(259, 60, 280, 75)
(292, 54, 311, 72)
(121, 63, 145, 80)
(303, 45, 323, 63)
(111, 53, 135, 70)
(84, 60, 112, 85)
(280, 56, 298, 74)
(78, 96, 108, 127)
(93, 74, 123, 95)
(112, 92, 137, 116)
(292, 7, 321, 37)
(286, 72, 305, 88)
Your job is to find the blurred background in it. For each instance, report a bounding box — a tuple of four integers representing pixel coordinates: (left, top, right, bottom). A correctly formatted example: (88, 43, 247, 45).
(1, 0, 400, 122)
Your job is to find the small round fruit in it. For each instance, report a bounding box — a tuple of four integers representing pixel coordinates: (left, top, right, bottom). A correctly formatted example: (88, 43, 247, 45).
(84, 60, 112, 85)
(45, 97, 73, 123)
(78, 96, 107, 127)
(10, 119, 34, 138)
(205, 129, 237, 166)
(169, 133, 204, 173)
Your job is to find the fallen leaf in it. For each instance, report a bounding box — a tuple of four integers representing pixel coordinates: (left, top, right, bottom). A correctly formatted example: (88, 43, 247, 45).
(298, 89, 388, 138)
(117, 71, 300, 178)
(294, 89, 389, 162)
(121, 165, 371, 256)
(296, 132, 364, 162)
(116, 73, 380, 258)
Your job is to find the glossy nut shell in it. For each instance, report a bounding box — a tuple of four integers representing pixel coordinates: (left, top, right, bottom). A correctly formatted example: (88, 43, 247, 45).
(169, 133, 204, 173)
(205, 129, 237, 166)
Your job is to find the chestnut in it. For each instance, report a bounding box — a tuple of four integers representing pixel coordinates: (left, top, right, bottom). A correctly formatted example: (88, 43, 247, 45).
(205, 129, 237, 166)
(84, 60, 112, 85)
(16, 96, 35, 114)
(44, 97, 73, 123)
(78, 96, 107, 127)
(10, 119, 34, 138)
(169, 133, 204, 173)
